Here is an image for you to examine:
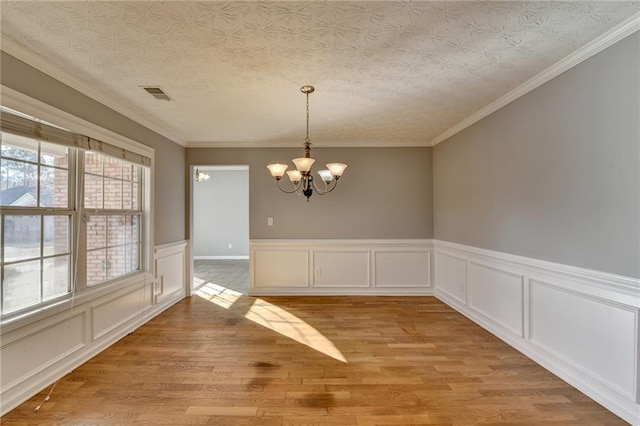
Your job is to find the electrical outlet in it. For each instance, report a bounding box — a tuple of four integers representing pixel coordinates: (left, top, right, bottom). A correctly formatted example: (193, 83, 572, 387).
(315, 268, 322, 277)
(155, 275, 163, 295)
(228, 243, 233, 249)
(267, 217, 274, 226)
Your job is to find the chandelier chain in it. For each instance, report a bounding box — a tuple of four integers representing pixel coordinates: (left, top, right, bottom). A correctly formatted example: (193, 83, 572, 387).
(305, 92, 310, 144)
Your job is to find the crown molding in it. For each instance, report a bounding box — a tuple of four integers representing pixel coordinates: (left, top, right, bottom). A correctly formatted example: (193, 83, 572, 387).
(185, 139, 432, 149)
(430, 12, 640, 147)
(0, 36, 186, 147)
(195, 165, 249, 171)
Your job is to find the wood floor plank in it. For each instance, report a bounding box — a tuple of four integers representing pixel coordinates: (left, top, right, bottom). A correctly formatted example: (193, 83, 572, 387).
(186, 407, 258, 416)
(1, 295, 627, 425)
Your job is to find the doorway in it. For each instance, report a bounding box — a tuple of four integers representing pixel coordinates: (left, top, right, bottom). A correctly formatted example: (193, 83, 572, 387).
(191, 165, 249, 294)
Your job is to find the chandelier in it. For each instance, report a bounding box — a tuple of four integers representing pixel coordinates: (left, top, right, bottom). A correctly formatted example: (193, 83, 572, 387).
(267, 85, 347, 201)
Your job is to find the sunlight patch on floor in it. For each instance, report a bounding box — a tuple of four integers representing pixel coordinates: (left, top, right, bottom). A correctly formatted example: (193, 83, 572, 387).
(195, 282, 242, 309)
(194, 282, 347, 363)
(245, 298, 347, 363)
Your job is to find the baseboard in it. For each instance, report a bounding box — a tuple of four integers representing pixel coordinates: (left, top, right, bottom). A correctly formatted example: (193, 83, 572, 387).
(432, 239, 640, 425)
(250, 288, 434, 296)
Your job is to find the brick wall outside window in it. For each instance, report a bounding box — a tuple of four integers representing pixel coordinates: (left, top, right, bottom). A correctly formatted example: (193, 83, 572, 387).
(84, 153, 141, 286)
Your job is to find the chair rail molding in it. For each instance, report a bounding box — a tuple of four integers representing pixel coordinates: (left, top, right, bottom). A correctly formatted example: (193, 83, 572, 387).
(431, 239, 640, 425)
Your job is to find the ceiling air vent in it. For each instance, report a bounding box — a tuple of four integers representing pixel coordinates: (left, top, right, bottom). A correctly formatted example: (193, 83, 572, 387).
(141, 86, 172, 101)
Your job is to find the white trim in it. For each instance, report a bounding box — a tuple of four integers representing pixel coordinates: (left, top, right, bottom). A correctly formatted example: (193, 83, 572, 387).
(528, 279, 637, 400)
(251, 239, 432, 247)
(1, 37, 185, 147)
(1, 86, 155, 159)
(437, 287, 639, 425)
(0, 291, 183, 416)
(194, 256, 249, 260)
(250, 239, 433, 296)
(153, 240, 188, 255)
(432, 239, 640, 425)
(0, 259, 187, 415)
(185, 139, 431, 148)
(250, 289, 433, 296)
(154, 239, 190, 304)
(434, 239, 639, 295)
(430, 12, 640, 146)
(195, 165, 250, 172)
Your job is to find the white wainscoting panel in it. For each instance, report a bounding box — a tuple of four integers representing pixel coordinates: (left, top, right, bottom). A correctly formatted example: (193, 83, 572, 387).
(374, 251, 430, 288)
(468, 261, 524, 338)
(1, 313, 85, 392)
(154, 241, 188, 303)
(434, 251, 467, 304)
(530, 280, 637, 400)
(253, 249, 309, 288)
(1, 240, 189, 416)
(92, 285, 151, 340)
(314, 251, 369, 288)
(432, 239, 640, 425)
(250, 240, 432, 295)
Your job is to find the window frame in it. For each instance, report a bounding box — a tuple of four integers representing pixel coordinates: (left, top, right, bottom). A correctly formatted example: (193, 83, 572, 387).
(76, 151, 145, 290)
(0, 87, 155, 324)
(0, 139, 77, 317)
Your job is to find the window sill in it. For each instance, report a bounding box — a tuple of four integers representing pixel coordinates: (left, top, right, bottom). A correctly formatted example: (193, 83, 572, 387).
(0, 271, 154, 334)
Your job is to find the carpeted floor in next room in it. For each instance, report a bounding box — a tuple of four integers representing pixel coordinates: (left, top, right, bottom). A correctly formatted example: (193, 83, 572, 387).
(194, 259, 249, 294)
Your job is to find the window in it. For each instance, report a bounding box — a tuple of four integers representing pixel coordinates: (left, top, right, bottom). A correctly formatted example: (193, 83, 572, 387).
(1, 133, 73, 314)
(83, 152, 142, 286)
(0, 109, 151, 317)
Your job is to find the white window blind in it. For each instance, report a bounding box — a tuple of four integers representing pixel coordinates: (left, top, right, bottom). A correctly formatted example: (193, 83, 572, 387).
(1, 111, 151, 167)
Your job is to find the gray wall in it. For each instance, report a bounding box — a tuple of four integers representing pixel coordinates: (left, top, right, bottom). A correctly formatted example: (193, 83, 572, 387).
(186, 147, 433, 239)
(433, 33, 640, 278)
(1, 52, 187, 245)
(193, 168, 249, 257)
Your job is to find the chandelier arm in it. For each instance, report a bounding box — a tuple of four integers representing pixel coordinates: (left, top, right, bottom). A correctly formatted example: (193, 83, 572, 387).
(311, 178, 338, 195)
(276, 179, 302, 194)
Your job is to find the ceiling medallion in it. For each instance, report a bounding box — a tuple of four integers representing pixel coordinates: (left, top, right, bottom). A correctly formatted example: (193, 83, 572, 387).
(267, 85, 347, 201)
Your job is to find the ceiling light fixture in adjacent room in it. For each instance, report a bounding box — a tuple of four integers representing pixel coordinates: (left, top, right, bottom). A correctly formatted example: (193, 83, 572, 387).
(194, 168, 210, 182)
(267, 85, 347, 201)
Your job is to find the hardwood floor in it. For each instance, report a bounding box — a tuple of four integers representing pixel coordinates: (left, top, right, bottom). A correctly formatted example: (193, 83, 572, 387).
(2, 292, 626, 425)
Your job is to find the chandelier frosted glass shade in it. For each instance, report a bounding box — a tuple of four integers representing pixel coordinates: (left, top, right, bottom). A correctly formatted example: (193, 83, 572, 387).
(266, 163, 288, 179)
(287, 170, 302, 183)
(266, 85, 347, 201)
(326, 163, 348, 177)
(317, 169, 334, 183)
(292, 157, 315, 172)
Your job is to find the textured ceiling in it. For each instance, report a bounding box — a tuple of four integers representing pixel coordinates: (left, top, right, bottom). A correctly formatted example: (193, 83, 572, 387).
(1, 2, 638, 147)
